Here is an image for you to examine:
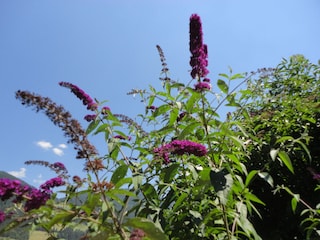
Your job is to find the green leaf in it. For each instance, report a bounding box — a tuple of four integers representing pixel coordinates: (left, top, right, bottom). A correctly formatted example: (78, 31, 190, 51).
(86, 119, 100, 134)
(218, 73, 229, 79)
(185, 91, 200, 112)
(109, 189, 136, 197)
(108, 138, 118, 154)
(94, 123, 109, 135)
(295, 139, 312, 163)
(169, 107, 179, 125)
(148, 94, 155, 106)
(278, 151, 294, 173)
(226, 94, 241, 107)
(45, 212, 76, 229)
(111, 165, 128, 185)
(230, 73, 245, 80)
(210, 168, 233, 205)
(160, 163, 180, 183)
(132, 173, 143, 190)
(125, 217, 168, 240)
(217, 79, 229, 94)
(178, 122, 200, 139)
(258, 172, 274, 187)
(275, 136, 294, 144)
(173, 192, 188, 211)
(141, 183, 159, 205)
(153, 104, 171, 118)
(291, 194, 300, 213)
(245, 170, 258, 187)
(189, 210, 202, 219)
(245, 192, 265, 205)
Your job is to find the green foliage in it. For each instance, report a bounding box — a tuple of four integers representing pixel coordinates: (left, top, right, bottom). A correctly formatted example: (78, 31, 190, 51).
(2, 16, 320, 240)
(235, 55, 320, 238)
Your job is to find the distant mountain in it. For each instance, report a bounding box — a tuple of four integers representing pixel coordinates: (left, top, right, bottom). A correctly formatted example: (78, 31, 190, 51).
(0, 171, 34, 188)
(0, 171, 33, 239)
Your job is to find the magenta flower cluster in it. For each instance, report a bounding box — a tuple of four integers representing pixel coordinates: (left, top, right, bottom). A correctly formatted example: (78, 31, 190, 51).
(129, 228, 146, 240)
(0, 211, 5, 223)
(194, 78, 211, 91)
(154, 140, 208, 164)
(0, 177, 65, 214)
(102, 106, 110, 114)
(52, 162, 66, 171)
(59, 82, 97, 110)
(40, 177, 65, 191)
(84, 114, 97, 122)
(189, 14, 209, 80)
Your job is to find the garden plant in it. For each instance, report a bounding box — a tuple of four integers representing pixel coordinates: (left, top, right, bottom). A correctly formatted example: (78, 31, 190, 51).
(1, 14, 320, 240)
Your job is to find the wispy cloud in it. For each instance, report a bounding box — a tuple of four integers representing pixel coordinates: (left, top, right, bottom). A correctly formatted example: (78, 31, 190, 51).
(35, 140, 67, 156)
(8, 167, 26, 178)
(52, 148, 64, 156)
(36, 141, 53, 150)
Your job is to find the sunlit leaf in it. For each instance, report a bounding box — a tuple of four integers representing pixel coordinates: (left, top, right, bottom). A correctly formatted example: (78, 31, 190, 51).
(125, 217, 168, 240)
(258, 172, 274, 187)
(245, 170, 258, 187)
(230, 73, 245, 80)
(291, 194, 300, 213)
(269, 148, 279, 161)
(210, 168, 233, 205)
(278, 151, 294, 173)
(111, 165, 128, 185)
(217, 79, 229, 94)
(86, 119, 100, 134)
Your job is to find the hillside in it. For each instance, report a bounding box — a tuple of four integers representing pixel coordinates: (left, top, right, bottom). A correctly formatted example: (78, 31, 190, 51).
(0, 171, 33, 188)
(0, 171, 32, 239)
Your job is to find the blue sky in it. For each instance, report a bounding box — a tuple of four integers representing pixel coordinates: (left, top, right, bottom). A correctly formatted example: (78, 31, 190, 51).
(1, 0, 319, 187)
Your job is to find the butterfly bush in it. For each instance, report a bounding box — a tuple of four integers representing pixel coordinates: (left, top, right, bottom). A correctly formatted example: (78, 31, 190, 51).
(4, 12, 310, 240)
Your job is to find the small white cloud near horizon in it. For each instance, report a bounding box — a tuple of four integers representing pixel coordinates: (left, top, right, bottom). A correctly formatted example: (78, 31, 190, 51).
(36, 140, 67, 156)
(52, 147, 64, 156)
(8, 167, 26, 178)
(36, 140, 53, 150)
(58, 144, 67, 149)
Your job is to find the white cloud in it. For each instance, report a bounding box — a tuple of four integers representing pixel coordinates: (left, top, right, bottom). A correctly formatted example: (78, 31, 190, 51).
(33, 174, 45, 185)
(8, 168, 26, 178)
(36, 141, 53, 150)
(36, 140, 67, 156)
(58, 144, 67, 149)
(52, 147, 64, 156)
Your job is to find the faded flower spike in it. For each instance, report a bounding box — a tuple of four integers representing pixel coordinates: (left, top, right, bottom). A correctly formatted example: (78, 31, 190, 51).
(59, 82, 97, 110)
(154, 140, 207, 164)
(189, 14, 209, 80)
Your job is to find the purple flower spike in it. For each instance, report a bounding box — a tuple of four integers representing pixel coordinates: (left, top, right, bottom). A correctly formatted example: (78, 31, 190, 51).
(40, 177, 65, 191)
(59, 82, 97, 111)
(154, 140, 207, 164)
(189, 14, 209, 79)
